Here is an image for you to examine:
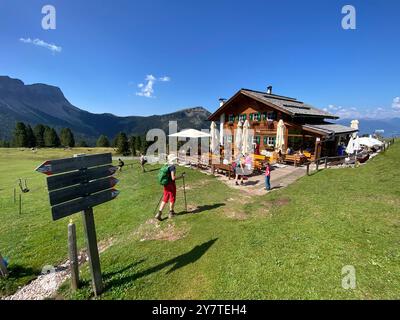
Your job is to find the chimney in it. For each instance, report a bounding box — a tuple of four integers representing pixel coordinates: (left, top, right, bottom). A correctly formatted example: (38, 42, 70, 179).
(267, 86, 272, 94)
(219, 98, 227, 107)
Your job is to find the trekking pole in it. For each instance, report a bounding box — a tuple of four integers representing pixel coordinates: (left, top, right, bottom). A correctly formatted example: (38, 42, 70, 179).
(182, 173, 187, 213)
(153, 194, 163, 216)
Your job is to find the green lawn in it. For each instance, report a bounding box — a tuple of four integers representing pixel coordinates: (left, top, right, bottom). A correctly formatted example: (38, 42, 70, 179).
(0, 142, 399, 299)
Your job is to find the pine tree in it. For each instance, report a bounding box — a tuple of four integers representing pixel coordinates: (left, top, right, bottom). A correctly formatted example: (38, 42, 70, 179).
(96, 135, 110, 148)
(116, 132, 130, 155)
(129, 136, 136, 156)
(77, 140, 88, 147)
(44, 127, 60, 147)
(60, 128, 75, 147)
(135, 136, 142, 153)
(26, 125, 36, 148)
(33, 124, 46, 147)
(141, 135, 148, 154)
(13, 122, 28, 147)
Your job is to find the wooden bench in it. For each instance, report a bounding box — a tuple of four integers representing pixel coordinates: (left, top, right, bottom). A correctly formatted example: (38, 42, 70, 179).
(284, 154, 307, 166)
(212, 164, 234, 179)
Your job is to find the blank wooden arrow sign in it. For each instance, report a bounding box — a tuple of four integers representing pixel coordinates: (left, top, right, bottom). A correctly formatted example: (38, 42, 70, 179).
(51, 188, 120, 221)
(35, 153, 121, 296)
(36, 153, 112, 176)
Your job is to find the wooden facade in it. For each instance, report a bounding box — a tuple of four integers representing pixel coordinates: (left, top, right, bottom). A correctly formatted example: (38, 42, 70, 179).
(209, 89, 356, 161)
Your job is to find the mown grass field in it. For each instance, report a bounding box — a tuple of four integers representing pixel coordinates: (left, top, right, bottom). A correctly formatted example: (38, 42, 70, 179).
(0, 142, 399, 299)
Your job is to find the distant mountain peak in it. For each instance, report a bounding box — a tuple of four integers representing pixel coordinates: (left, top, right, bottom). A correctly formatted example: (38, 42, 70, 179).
(0, 76, 212, 143)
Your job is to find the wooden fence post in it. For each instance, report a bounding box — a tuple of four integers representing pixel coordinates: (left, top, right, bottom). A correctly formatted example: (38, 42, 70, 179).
(82, 208, 103, 296)
(13, 188, 16, 204)
(324, 157, 328, 169)
(0, 253, 8, 278)
(19, 194, 22, 215)
(68, 221, 80, 291)
(306, 162, 310, 176)
(316, 159, 319, 171)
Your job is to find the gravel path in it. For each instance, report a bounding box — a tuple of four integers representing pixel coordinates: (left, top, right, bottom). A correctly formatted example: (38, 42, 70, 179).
(3, 238, 114, 300)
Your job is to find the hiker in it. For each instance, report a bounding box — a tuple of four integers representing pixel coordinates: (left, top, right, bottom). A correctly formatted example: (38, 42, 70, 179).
(265, 162, 271, 191)
(140, 153, 147, 172)
(234, 153, 245, 186)
(118, 158, 125, 172)
(155, 154, 184, 221)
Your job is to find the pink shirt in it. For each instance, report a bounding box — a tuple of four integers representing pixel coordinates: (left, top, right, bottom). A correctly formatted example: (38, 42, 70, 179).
(265, 166, 271, 177)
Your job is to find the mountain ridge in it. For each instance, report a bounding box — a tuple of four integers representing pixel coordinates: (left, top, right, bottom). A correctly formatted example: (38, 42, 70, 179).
(0, 76, 211, 143)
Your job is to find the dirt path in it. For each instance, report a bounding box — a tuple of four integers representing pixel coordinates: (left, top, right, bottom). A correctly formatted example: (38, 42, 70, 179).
(214, 165, 307, 196)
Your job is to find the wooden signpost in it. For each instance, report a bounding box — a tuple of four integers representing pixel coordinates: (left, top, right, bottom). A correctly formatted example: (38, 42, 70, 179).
(36, 153, 120, 296)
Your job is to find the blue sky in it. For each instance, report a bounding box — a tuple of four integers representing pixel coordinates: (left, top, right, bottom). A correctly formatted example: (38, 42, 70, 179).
(0, 0, 399, 119)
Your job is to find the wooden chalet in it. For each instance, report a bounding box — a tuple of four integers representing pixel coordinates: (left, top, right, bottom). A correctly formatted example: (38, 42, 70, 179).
(208, 86, 357, 162)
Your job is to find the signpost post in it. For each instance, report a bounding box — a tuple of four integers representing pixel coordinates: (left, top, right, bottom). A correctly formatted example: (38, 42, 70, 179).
(36, 153, 119, 296)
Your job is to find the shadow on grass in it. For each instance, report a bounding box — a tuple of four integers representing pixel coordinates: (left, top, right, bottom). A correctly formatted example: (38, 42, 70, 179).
(4, 265, 40, 280)
(104, 239, 218, 291)
(103, 259, 146, 279)
(179, 203, 225, 215)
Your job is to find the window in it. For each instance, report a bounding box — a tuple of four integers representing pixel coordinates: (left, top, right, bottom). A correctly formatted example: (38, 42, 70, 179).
(239, 114, 247, 122)
(228, 114, 235, 122)
(252, 112, 261, 121)
(254, 136, 261, 144)
(263, 136, 276, 146)
(263, 111, 276, 121)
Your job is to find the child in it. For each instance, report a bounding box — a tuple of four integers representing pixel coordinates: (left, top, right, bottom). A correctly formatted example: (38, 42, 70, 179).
(265, 162, 271, 191)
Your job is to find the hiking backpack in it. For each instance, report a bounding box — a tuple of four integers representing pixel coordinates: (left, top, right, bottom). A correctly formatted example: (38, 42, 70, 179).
(158, 164, 171, 185)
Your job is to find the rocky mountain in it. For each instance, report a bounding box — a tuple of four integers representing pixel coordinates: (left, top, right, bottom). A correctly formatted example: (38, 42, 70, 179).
(0, 76, 211, 144)
(336, 118, 400, 137)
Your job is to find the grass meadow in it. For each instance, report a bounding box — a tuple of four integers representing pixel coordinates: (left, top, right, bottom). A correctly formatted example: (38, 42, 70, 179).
(0, 142, 399, 299)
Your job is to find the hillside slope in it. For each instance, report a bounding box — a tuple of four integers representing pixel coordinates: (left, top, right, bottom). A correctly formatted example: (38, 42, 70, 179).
(0, 76, 211, 143)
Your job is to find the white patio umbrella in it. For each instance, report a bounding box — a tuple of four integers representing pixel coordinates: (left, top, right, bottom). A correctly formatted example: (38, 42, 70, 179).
(351, 120, 359, 138)
(168, 128, 211, 138)
(358, 137, 383, 148)
(346, 136, 355, 154)
(235, 121, 243, 152)
(275, 120, 286, 152)
(210, 121, 219, 154)
(242, 119, 251, 154)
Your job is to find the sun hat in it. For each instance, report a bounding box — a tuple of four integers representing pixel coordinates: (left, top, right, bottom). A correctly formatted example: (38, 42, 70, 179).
(167, 154, 178, 164)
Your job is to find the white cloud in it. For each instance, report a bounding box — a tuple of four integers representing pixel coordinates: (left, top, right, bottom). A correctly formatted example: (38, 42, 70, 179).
(325, 100, 400, 119)
(135, 74, 171, 98)
(159, 76, 171, 82)
(392, 97, 400, 111)
(19, 38, 62, 53)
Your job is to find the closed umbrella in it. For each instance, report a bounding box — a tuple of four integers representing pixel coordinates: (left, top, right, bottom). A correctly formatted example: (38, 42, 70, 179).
(210, 121, 219, 154)
(275, 120, 286, 152)
(235, 121, 243, 152)
(242, 120, 251, 154)
(351, 120, 359, 138)
(346, 137, 354, 154)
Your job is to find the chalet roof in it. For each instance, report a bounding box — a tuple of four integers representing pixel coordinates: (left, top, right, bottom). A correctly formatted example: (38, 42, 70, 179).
(241, 89, 338, 119)
(208, 88, 339, 120)
(302, 123, 358, 136)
